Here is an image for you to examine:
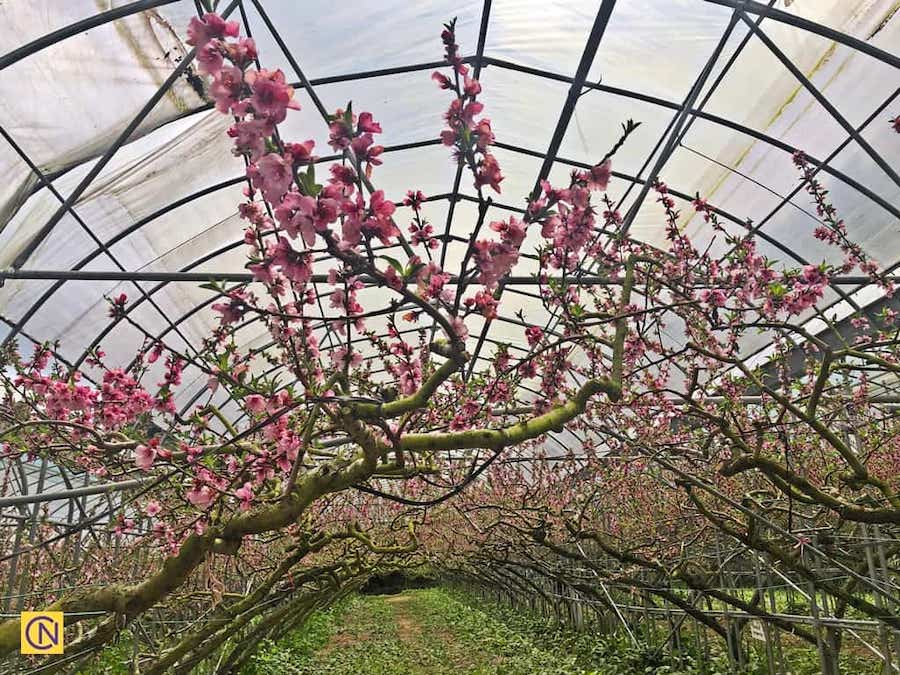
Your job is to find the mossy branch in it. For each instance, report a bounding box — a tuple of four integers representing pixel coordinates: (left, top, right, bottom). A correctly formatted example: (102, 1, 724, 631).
(352, 343, 468, 420)
(399, 376, 620, 453)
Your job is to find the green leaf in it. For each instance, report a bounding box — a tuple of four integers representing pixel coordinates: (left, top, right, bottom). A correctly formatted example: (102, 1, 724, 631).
(404, 262, 426, 280)
(768, 281, 787, 299)
(379, 255, 404, 273)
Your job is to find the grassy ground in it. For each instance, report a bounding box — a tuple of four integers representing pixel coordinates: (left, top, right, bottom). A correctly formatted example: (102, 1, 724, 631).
(244, 588, 884, 675)
(245, 589, 573, 674)
(72, 587, 884, 673)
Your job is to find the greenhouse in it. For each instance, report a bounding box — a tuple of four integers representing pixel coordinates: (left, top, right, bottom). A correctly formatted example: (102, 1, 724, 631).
(0, 0, 898, 672)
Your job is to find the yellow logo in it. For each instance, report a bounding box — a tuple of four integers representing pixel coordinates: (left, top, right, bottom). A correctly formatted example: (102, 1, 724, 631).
(20, 612, 64, 655)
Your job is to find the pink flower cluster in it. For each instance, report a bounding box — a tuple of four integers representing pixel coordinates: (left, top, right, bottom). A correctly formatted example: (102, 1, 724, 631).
(135, 438, 172, 471)
(416, 262, 453, 302)
(195, 10, 408, 327)
(525, 162, 612, 271)
(685, 184, 828, 318)
(100, 369, 156, 427)
(16, 364, 157, 430)
(793, 151, 893, 296)
(781, 264, 829, 315)
(211, 287, 257, 326)
(472, 216, 528, 288)
(689, 184, 841, 320)
(405, 190, 439, 250)
(464, 289, 499, 319)
(433, 19, 501, 194)
(387, 339, 424, 395)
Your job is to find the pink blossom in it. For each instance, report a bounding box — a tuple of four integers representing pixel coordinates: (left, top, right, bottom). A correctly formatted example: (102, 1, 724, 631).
(699, 289, 728, 308)
(331, 347, 363, 370)
(160, 354, 184, 387)
(186, 485, 216, 510)
(329, 288, 347, 309)
(384, 265, 404, 290)
(466, 290, 499, 319)
(228, 118, 272, 161)
(274, 191, 318, 245)
(327, 109, 355, 150)
(108, 293, 128, 318)
(135, 443, 157, 471)
(247, 153, 293, 203)
(341, 216, 362, 248)
(146, 342, 164, 364)
(361, 192, 399, 244)
(186, 13, 239, 49)
(404, 190, 426, 210)
(444, 98, 483, 130)
(369, 190, 396, 220)
(144, 500, 162, 517)
(245, 394, 267, 414)
(584, 159, 612, 191)
(525, 325, 543, 346)
(473, 239, 519, 288)
(279, 144, 314, 173)
(209, 66, 244, 114)
(393, 359, 422, 395)
(29, 345, 51, 371)
(410, 220, 438, 249)
(224, 37, 257, 67)
(329, 164, 357, 187)
(350, 133, 384, 167)
(450, 316, 469, 341)
(519, 360, 537, 378)
(463, 76, 482, 97)
(235, 482, 254, 511)
(800, 264, 828, 287)
(431, 71, 452, 89)
(440, 20, 467, 74)
(211, 289, 255, 325)
(196, 41, 224, 76)
(246, 68, 300, 123)
(269, 237, 312, 285)
(474, 154, 503, 193)
(473, 118, 494, 151)
(248, 258, 276, 285)
(490, 216, 527, 247)
(357, 112, 382, 134)
(481, 245, 517, 286)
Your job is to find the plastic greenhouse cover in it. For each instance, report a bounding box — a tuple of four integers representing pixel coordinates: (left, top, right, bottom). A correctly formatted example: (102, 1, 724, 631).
(0, 0, 898, 412)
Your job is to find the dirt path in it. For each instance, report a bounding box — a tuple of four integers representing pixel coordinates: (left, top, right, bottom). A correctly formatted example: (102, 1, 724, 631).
(383, 594, 422, 642)
(286, 589, 569, 674)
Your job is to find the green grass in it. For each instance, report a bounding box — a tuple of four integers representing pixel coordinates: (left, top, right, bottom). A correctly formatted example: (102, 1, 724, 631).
(242, 588, 721, 674)
(245, 588, 575, 674)
(456, 590, 882, 675)
(245, 588, 884, 675)
(243, 595, 353, 674)
(74, 587, 885, 674)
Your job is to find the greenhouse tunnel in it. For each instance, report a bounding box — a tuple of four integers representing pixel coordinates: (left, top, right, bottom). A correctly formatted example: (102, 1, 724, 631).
(0, 0, 899, 672)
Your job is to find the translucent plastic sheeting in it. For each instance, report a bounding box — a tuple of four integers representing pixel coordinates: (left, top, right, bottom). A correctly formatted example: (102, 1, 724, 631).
(0, 1, 206, 231)
(0, 0, 896, 404)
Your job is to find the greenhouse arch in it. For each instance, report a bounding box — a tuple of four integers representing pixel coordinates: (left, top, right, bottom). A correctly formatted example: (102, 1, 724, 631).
(0, 1, 898, 673)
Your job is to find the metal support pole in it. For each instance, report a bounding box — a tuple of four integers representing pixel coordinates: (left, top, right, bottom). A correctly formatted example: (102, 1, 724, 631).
(16, 458, 48, 611)
(0, 478, 147, 508)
